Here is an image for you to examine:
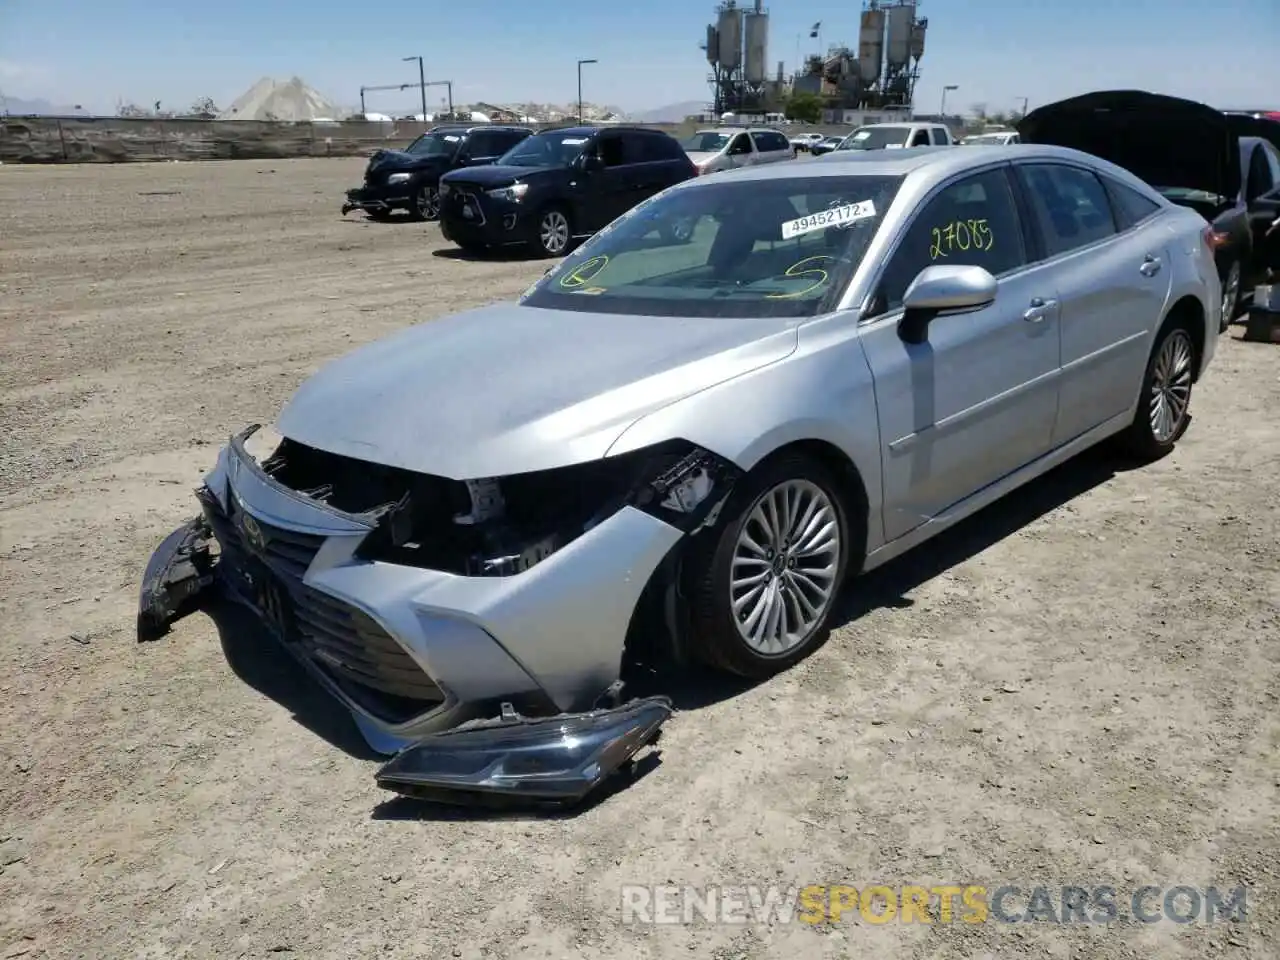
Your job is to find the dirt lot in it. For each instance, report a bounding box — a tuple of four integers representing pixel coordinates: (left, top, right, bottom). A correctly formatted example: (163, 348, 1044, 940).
(1, 158, 1278, 960)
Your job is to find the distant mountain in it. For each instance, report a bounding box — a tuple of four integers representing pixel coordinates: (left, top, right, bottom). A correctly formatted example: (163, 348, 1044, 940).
(628, 101, 708, 123)
(1, 95, 84, 116)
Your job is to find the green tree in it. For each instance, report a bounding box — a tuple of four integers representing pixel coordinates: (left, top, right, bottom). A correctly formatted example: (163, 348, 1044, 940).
(785, 92, 823, 124)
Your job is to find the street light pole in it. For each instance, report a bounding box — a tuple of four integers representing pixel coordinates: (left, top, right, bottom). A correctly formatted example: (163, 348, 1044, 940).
(403, 55, 427, 121)
(577, 58, 598, 123)
(1017, 95, 1029, 118)
(939, 84, 958, 118)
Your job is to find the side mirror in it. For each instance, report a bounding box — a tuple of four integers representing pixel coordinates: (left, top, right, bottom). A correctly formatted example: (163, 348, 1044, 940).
(897, 265, 997, 344)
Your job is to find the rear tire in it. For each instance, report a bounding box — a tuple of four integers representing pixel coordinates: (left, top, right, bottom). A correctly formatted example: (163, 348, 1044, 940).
(1220, 259, 1241, 331)
(1117, 319, 1197, 461)
(685, 453, 851, 679)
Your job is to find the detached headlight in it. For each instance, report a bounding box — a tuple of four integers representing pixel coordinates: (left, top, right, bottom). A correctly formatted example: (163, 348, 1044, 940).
(486, 183, 529, 202)
(386, 172, 412, 184)
(354, 441, 741, 577)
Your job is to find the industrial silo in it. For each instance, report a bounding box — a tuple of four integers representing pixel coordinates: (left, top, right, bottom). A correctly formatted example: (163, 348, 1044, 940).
(885, 3, 915, 67)
(706, 23, 719, 62)
(857, 7, 885, 84)
(743, 6, 769, 85)
(909, 18, 927, 60)
(716, 3, 743, 70)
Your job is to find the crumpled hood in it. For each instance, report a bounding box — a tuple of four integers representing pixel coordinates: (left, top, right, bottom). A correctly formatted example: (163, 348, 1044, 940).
(1018, 90, 1240, 200)
(367, 149, 448, 173)
(277, 303, 798, 479)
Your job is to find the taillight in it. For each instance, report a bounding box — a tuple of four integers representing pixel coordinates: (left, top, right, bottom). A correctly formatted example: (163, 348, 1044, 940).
(1202, 226, 1230, 250)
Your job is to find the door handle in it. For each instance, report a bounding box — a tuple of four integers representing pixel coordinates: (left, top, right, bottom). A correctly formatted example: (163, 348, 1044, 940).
(1023, 297, 1057, 322)
(1140, 255, 1162, 277)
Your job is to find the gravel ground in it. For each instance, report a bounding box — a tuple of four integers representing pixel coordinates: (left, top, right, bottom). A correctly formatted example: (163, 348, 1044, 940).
(0, 158, 1277, 960)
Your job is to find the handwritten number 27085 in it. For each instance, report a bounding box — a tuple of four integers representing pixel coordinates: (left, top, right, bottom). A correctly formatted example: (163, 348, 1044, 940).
(929, 219, 993, 259)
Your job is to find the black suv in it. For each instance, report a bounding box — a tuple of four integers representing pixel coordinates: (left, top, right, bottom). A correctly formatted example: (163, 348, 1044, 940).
(342, 124, 533, 221)
(438, 125, 697, 256)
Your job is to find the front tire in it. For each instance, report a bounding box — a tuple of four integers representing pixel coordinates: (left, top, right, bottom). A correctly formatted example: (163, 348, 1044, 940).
(1118, 320, 1197, 460)
(686, 453, 850, 679)
(536, 206, 572, 257)
(409, 185, 440, 222)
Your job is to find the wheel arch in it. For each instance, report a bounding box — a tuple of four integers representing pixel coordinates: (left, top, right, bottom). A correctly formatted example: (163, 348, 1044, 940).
(1162, 294, 1207, 381)
(620, 435, 873, 672)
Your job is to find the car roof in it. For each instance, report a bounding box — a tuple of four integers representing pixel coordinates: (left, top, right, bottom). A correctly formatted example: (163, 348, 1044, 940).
(431, 124, 531, 133)
(856, 121, 941, 129)
(688, 143, 1105, 184)
(536, 124, 668, 136)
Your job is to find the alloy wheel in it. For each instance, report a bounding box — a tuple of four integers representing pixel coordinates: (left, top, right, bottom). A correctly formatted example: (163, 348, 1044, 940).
(417, 186, 440, 221)
(540, 210, 569, 255)
(1148, 329, 1194, 443)
(729, 479, 841, 656)
(1221, 261, 1240, 328)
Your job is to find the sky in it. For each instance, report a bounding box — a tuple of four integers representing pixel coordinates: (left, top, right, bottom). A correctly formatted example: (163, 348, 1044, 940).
(1, 0, 1277, 116)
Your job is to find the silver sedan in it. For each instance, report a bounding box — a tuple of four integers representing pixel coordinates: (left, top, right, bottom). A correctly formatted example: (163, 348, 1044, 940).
(142, 144, 1221, 801)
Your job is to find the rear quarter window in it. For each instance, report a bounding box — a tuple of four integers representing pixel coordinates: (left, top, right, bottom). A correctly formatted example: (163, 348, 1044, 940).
(1102, 177, 1162, 230)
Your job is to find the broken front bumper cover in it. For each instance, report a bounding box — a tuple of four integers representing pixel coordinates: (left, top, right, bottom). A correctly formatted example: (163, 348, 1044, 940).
(375, 696, 673, 808)
(136, 511, 674, 809)
(341, 186, 408, 215)
(137, 516, 216, 641)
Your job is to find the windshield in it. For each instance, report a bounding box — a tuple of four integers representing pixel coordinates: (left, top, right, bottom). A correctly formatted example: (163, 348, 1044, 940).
(837, 127, 911, 151)
(521, 174, 905, 318)
(498, 131, 591, 167)
(681, 132, 732, 153)
(405, 132, 463, 158)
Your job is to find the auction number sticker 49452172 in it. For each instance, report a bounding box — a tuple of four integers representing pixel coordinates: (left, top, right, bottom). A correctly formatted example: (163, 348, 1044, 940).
(781, 201, 877, 240)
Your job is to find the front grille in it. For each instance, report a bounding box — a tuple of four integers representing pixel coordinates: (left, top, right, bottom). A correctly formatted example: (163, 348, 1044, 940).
(200, 488, 445, 721)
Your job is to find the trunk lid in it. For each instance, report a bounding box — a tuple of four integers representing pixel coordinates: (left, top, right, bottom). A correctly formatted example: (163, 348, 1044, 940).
(1018, 90, 1241, 201)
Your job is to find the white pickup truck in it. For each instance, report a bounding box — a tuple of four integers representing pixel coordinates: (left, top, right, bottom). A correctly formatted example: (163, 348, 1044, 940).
(680, 127, 797, 175)
(833, 122, 955, 151)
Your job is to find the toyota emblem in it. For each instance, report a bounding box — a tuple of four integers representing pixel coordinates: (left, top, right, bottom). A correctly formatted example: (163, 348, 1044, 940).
(240, 512, 267, 553)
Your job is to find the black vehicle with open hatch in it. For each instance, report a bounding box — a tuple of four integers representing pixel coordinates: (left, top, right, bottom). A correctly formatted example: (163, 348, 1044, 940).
(342, 124, 533, 222)
(438, 125, 697, 257)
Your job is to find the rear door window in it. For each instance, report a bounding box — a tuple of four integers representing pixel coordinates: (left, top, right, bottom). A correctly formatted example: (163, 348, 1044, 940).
(465, 131, 506, 158)
(636, 132, 684, 163)
(1015, 163, 1118, 258)
(930, 127, 950, 145)
(597, 133, 634, 167)
(494, 129, 531, 153)
(751, 131, 790, 153)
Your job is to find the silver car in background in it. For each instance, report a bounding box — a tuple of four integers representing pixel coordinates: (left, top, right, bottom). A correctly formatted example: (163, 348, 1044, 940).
(680, 127, 796, 175)
(142, 145, 1220, 804)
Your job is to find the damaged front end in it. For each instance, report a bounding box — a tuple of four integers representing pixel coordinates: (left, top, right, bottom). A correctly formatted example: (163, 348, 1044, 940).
(136, 424, 738, 809)
(375, 696, 673, 808)
(137, 515, 217, 641)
